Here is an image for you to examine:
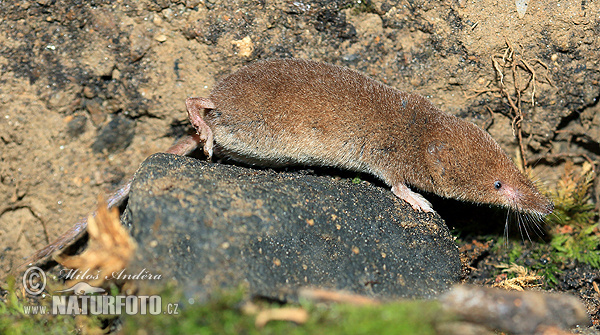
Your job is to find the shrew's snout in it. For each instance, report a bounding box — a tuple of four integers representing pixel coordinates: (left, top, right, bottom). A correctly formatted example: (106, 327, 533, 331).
(499, 183, 554, 215)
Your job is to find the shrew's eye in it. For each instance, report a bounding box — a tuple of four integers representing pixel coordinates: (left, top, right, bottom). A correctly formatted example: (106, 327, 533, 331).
(494, 181, 502, 190)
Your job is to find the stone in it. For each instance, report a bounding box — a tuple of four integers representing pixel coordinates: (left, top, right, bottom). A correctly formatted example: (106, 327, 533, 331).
(124, 153, 460, 301)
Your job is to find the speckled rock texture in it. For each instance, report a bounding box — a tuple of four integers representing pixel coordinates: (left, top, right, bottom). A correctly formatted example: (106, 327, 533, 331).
(123, 153, 460, 301)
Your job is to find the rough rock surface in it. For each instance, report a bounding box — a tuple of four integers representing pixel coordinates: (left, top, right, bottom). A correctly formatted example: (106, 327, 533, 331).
(123, 153, 460, 301)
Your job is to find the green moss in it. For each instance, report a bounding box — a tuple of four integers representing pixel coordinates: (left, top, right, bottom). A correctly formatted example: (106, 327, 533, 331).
(528, 245, 563, 286)
(0, 276, 101, 335)
(122, 287, 453, 334)
(506, 242, 523, 264)
(550, 225, 600, 268)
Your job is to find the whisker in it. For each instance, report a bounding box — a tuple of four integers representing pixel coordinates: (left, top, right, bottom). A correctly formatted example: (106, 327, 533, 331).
(548, 211, 562, 225)
(522, 214, 534, 242)
(517, 212, 526, 242)
(519, 214, 532, 243)
(530, 211, 546, 238)
(504, 207, 510, 247)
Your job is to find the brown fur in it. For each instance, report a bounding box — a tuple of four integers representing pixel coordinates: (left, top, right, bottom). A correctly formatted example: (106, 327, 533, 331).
(198, 58, 552, 214)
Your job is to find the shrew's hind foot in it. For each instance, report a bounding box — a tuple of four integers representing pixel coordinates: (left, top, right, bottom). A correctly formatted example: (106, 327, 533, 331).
(186, 97, 215, 160)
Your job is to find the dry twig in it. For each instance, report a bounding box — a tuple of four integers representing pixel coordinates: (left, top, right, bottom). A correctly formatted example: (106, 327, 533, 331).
(255, 307, 309, 328)
(492, 263, 543, 291)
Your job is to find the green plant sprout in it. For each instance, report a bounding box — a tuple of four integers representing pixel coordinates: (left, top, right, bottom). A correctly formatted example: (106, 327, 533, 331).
(546, 161, 600, 269)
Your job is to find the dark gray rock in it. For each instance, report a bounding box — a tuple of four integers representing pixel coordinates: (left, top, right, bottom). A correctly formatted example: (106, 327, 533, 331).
(124, 153, 460, 301)
(91, 114, 135, 153)
(65, 114, 87, 138)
